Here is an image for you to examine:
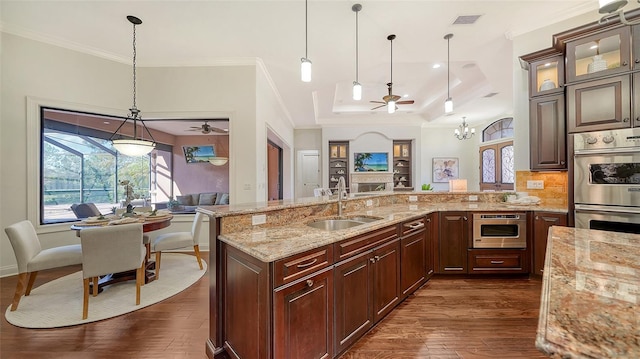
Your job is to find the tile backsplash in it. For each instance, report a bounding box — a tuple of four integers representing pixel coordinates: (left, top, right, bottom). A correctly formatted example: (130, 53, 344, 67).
(515, 171, 568, 207)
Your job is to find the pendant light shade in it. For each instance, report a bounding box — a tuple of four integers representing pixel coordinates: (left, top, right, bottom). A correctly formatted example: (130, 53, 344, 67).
(109, 15, 156, 157)
(301, 0, 312, 82)
(597, 0, 640, 24)
(444, 33, 454, 114)
(387, 100, 396, 114)
(352, 3, 362, 100)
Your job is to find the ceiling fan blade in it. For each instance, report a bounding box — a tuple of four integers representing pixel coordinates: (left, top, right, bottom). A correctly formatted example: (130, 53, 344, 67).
(370, 104, 387, 110)
(370, 100, 385, 104)
(397, 100, 415, 105)
(210, 127, 227, 134)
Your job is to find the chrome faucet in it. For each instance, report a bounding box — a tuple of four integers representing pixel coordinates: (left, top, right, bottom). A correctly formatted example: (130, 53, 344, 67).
(337, 176, 346, 217)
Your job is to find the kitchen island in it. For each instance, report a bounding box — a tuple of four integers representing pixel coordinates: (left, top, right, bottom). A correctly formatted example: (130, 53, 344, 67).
(198, 192, 566, 359)
(537, 226, 639, 358)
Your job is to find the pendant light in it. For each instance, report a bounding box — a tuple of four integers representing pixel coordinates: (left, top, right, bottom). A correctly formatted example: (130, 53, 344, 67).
(444, 33, 454, 114)
(454, 116, 475, 140)
(352, 4, 362, 100)
(301, 0, 312, 82)
(598, 0, 640, 25)
(387, 34, 396, 114)
(110, 15, 156, 157)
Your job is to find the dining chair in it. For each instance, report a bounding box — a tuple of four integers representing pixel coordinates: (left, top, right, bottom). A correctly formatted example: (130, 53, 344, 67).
(151, 211, 204, 279)
(79, 223, 146, 319)
(4, 220, 83, 311)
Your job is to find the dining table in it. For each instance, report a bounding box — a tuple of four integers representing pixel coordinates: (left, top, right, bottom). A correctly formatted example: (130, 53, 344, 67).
(71, 212, 173, 290)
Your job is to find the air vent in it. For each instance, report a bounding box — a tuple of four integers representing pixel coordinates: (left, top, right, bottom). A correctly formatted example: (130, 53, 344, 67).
(484, 92, 499, 98)
(453, 15, 481, 25)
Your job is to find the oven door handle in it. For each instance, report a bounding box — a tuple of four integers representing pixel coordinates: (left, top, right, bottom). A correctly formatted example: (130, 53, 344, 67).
(574, 147, 640, 156)
(575, 204, 640, 215)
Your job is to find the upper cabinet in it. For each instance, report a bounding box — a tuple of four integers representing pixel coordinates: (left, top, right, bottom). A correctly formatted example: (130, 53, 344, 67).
(522, 51, 565, 98)
(329, 141, 349, 192)
(567, 74, 632, 132)
(392, 140, 412, 190)
(565, 27, 631, 83)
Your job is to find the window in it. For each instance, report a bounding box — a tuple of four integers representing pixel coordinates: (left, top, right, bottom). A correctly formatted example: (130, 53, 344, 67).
(40, 108, 172, 224)
(479, 118, 514, 192)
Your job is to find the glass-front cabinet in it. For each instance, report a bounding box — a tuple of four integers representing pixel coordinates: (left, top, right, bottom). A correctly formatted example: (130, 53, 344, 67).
(328, 141, 349, 192)
(393, 140, 412, 190)
(529, 54, 564, 97)
(566, 26, 631, 83)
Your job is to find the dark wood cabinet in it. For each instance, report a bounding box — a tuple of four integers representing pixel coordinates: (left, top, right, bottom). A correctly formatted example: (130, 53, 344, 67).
(532, 212, 567, 276)
(400, 217, 426, 299)
(567, 74, 631, 133)
(329, 141, 349, 192)
(530, 94, 566, 170)
(393, 140, 412, 190)
(468, 249, 528, 274)
(633, 72, 640, 127)
(521, 51, 564, 98)
(372, 238, 401, 323)
(437, 211, 470, 274)
(274, 267, 334, 359)
(565, 26, 631, 83)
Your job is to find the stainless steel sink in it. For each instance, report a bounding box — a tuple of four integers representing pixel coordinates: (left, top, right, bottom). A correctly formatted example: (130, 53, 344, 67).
(307, 219, 365, 231)
(306, 216, 383, 231)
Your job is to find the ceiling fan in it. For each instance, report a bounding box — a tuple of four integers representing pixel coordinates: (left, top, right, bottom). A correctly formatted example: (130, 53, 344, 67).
(370, 34, 414, 113)
(186, 121, 227, 134)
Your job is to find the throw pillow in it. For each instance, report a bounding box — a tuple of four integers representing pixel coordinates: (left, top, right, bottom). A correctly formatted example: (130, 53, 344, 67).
(198, 193, 217, 205)
(176, 195, 193, 206)
(216, 193, 229, 205)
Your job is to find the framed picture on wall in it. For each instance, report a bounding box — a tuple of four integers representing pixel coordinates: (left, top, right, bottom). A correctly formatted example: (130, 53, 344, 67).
(432, 157, 459, 183)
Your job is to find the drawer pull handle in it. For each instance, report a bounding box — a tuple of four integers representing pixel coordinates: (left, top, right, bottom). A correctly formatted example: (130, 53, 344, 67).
(374, 255, 380, 262)
(490, 260, 505, 265)
(306, 279, 314, 287)
(406, 223, 425, 230)
(296, 258, 318, 268)
(370, 257, 376, 263)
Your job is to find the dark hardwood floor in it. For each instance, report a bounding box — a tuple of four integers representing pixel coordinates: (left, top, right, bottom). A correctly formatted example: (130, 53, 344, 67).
(2, 254, 545, 359)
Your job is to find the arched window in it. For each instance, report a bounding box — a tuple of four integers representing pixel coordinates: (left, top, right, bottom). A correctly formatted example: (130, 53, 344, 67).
(482, 117, 513, 142)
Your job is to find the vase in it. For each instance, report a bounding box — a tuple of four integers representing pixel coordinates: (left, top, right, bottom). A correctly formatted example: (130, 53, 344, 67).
(539, 79, 556, 91)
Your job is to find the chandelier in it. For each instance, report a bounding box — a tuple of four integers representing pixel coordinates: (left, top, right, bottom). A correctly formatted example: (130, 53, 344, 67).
(454, 117, 475, 140)
(110, 15, 156, 157)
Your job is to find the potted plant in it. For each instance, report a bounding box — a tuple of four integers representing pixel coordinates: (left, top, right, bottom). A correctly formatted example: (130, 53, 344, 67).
(167, 197, 180, 212)
(421, 183, 434, 191)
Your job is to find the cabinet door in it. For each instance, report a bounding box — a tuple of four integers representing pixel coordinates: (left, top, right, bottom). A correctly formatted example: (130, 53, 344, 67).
(372, 238, 401, 323)
(333, 251, 372, 354)
(438, 212, 469, 273)
(400, 228, 426, 298)
(425, 212, 438, 279)
(528, 54, 564, 98)
(533, 212, 567, 276)
(634, 72, 640, 128)
(274, 267, 333, 359)
(566, 26, 631, 83)
(567, 75, 631, 133)
(530, 94, 566, 170)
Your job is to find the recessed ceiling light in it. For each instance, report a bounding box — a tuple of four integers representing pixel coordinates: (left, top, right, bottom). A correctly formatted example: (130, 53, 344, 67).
(432, 64, 441, 69)
(544, 63, 551, 67)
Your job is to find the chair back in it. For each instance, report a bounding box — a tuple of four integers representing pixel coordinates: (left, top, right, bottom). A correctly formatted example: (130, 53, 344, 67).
(4, 220, 42, 274)
(71, 203, 101, 219)
(79, 223, 145, 279)
(190, 211, 205, 245)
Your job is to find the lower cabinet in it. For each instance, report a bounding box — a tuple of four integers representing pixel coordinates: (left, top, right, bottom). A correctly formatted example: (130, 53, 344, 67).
(437, 211, 470, 273)
(400, 217, 427, 298)
(425, 212, 438, 279)
(274, 267, 334, 359)
(532, 211, 568, 276)
(334, 237, 401, 354)
(467, 249, 529, 274)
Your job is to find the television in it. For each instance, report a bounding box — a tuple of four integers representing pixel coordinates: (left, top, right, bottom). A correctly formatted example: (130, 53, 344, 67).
(354, 152, 388, 172)
(182, 145, 216, 163)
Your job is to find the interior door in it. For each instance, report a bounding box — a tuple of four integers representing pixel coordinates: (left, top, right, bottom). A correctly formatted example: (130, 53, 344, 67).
(297, 150, 320, 198)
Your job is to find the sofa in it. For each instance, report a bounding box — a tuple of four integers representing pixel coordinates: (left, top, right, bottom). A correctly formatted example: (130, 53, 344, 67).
(158, 192, 229, 212)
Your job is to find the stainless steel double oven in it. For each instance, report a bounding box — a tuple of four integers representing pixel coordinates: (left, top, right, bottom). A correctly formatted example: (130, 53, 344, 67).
(573, 128, 640, 234)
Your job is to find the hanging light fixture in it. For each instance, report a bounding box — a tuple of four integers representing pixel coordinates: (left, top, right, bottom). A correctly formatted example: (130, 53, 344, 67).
(352, 4, 362, 100)
(598, 0, 640, 24)
(110, 15, 156, 157)
(387, 34, 396, 114)
(444, 33, 454, 114)
(454, 116, 475, 140)
(301, 0, 312, 82)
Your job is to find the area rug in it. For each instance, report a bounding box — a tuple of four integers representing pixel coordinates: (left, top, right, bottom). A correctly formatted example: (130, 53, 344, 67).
(4, 253, 207, 328)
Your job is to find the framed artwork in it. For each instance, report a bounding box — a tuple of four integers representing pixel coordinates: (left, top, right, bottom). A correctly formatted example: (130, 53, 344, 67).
(432, 157, 459, 183)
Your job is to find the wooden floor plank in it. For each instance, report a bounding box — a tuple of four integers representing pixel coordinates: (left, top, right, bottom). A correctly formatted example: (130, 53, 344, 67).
(2, 255, 545, 358)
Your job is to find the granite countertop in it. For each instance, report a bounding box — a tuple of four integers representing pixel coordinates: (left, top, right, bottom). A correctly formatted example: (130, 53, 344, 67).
(536, 226, 640, 359)
(212, 201, 566, 263)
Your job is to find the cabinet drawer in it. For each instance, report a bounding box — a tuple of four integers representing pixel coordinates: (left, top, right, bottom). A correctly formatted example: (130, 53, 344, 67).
(334, 225, 397, 261)
(468, 250, 527, 274)
(401, 217, 426, 236)
(273, 245, 333, 287)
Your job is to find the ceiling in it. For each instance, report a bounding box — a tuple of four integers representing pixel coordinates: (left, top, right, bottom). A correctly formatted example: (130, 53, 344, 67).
(0, 1, 613, 132)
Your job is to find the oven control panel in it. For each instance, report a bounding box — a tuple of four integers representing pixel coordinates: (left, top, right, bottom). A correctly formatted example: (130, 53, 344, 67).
(574, 127, 640, 151)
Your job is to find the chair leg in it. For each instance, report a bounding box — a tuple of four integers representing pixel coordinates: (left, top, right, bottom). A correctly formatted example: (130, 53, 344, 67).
(82, 278, 90, 319)
(193, 245, 204, 270)
(25, 271, 38, 295)
(155, 251, 161, 280)
(10, 273, 29, 311)
(92, 277, 99, 297)
(136, 263, 143, 305)
(145, 243, 151, 261)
